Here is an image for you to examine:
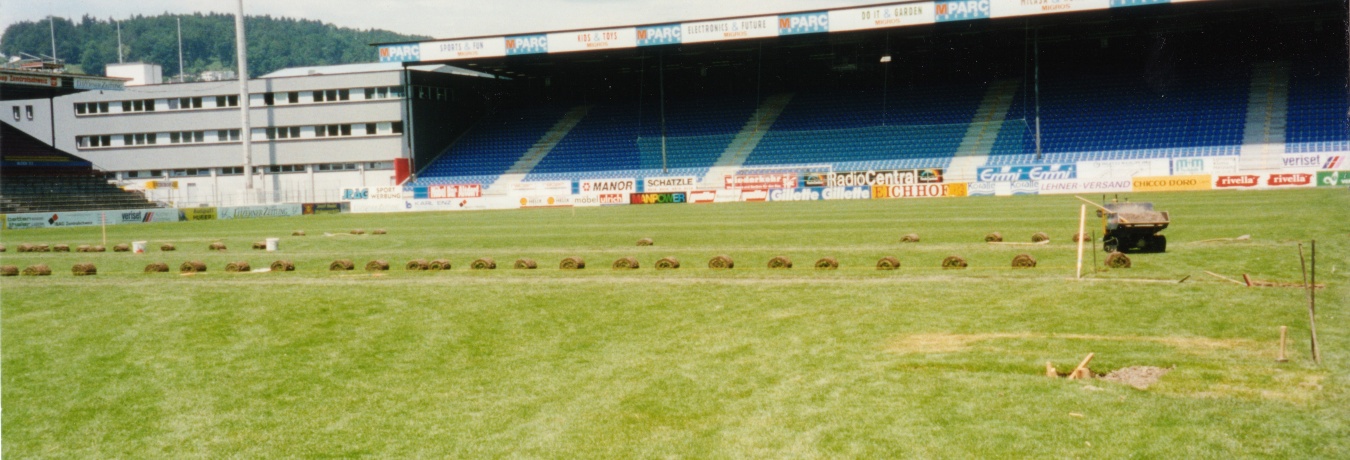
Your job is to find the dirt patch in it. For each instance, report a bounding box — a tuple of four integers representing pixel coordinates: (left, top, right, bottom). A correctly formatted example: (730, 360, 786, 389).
(1102, 366, 1171, 389)
(886, 333, 1258, 354)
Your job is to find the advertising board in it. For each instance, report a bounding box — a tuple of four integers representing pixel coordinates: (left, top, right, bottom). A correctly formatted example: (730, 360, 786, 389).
(830, 2, 934, 32)
(1036, 179, 1133, 195)
(179, 207, 219, 221)
(420, 37, 507, 61)
(426, 184, 482, 199)
(1171, 156, 1240, 176)
(682, 16, 778, 44)
(378, 44, 420, 62)
(990, 0, 1110, 18)
(546, 27, 637, 53)
(935, 0, 991, 22)
(630, 192, 687, 204)
(1131, 175, 1212, 192)
(1214, 175, 1261, 189)
(512, 181, 571, 193)
(1077, 159, 1171, 180)
(976, 164, 1075, 182)
(636, 24, 682, 46)
(579, 178, 637, 195)
(871, 183, 967, 199)
(505, 34, 549, 55)
(349, 199, 404, 213)
(518, 195, 574, 208)
(218, 204, 304, 220)
(820, 169, 943, 187)
(302, 203, 343, 215)
(766, 187, 871, 201)
(1281, 153, 1345, 170)
(778, 11, 830, 36)
(642, 176, 697, 193)
(725, 174, 798, 191)
(1317, 171, 1350, 187)
(342, 186, 404, 201)
(1266, 173, 1315, 188)
(4, 208, 180, 230)
(688, 190, 741, 204)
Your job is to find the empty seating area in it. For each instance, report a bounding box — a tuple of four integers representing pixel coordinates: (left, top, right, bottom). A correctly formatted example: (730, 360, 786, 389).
(413, 105, 573, 185)
(1, 171, 161, 214)
(1286, 64, 1349, 153)
(745, 86, 983, 171)
(987, 64, 1251, 165)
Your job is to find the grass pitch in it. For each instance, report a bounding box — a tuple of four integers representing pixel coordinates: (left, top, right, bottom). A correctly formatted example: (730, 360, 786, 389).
(2, 189, 1347, 457)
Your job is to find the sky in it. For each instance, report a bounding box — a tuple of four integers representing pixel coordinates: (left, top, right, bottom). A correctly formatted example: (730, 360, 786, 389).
(2, 0, 883, 40)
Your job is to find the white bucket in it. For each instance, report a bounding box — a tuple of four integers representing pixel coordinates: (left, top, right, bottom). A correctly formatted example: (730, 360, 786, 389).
(132, 241, 147, 254)
(265, 238, 280, 252)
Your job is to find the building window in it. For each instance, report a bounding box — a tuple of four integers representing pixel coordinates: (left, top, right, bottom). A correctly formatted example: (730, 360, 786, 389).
(365, 123, 377, 135)
(11, 107, 18, 121)
(218, 129, 240, 141)
(338, 89, 350, 101)
(392, 121, 403, 134)
(367, 161, 394, 170)
(215, 95, 238, 107)
(259, 164, 304, 174)
(263, 93, 275, 106)
(288, 92, 299, 104)
(76, 103, 88, 115)
(220, 167, 243, 175)
(318, 163, 358, 171)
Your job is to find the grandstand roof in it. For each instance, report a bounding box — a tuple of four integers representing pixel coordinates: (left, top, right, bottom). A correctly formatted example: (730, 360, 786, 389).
(0, 68, 127, 101)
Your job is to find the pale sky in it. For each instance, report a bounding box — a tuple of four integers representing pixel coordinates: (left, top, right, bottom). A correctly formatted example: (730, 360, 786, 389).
(2, 0, 882, 41)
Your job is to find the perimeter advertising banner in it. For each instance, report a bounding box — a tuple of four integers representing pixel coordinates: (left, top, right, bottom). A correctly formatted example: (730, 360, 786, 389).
(725, 174, 798, 191)
(976, 164, 1075, 182)
(420, 37, 507, 61)
(302, 203, 343, 215)
(820, 169, 943, 187)
(1131, 175, 1212, 192)
(766, 187, 871, 201)
(1281, 153, 1345, 170)
(642, 176, 697, 193)
(342, 186, 404, 201)
(990, 0, 1111, 18)
(4, 209, 180, 230)
(1036, 178, 1133, 195)
(830, 2, 935, 32)
(547, 27, 637, 53)
(872, 183, 968, 199)
(1318, 171, 1350, 187)
(968, 181, 1040, 196)
(578, 178, 637, 195)
(630, 192, 687, 204)
(682, 16, 778, 44)
(1077, 159, 1171, 180)
(218, 204, 304, 220)
(425, 184, 482, 199)
(179, 207, 219, 221)
(1171, 156, 1240, 176)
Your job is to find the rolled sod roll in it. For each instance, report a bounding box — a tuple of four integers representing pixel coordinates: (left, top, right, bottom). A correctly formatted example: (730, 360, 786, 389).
(1, 265, 19, 276)
(942, 256, 968, 269)
(1031, 232, 1050, 243)
(252, 241, 266, 250)
(17, 244, 32, 253)
(35, 244, 50, 252)
(209, 242, 227, 251)
(292, 230, 306, 236)
(351, 229, 366, 235)
(612, 257, 640, 270)
(429, 259, 452, 271)
(1106, 252, 1132, 269)
(180, 261, 207, 273)
(767, 256, 793, 269)
(0, 244, 5, 252)
(901, 234, 920, 243)
(655, 257, 680, 270)
(372, 229, 388, 235)
(637, 238, 654, 246)
(270, 260, 295, 272)
(161, 243, 176, 251)
(22, 264, 52, 276)
(985, 232, 1003, 243)
(559, 257, 585, 270)
(365, 260, 390, 271)
(144, 262, 170, 273)
(406, 259, 430, 271)
(91, 245, 106, 253)
(1012, 254, 1038, 269)
(329, 259, 355, 271)
(113, 244, 131, 252)
(876, 256, 901, 270)
(75, 244, 91, 253)
(470, 258, 497, 270)
(708, 255, 735, 269)
(514, 258, 538, 269)
(54, 244, 71, 252)
(72, 263, 97, 276)
(225, 261, 252, 273)
(815, 257, 839, 270)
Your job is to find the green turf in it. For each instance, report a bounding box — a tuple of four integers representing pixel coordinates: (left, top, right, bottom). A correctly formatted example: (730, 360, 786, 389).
(2, 189, 1347, 457)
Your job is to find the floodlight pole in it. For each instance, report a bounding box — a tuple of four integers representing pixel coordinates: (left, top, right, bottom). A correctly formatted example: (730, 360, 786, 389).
(117, 21, 124, 63)
(49, 16, 57, 62)
(235, 0, 254, 192)
(659, 52, 668, 174)
(1034, 27, 1043, 162)
(177, 17, 185, 83)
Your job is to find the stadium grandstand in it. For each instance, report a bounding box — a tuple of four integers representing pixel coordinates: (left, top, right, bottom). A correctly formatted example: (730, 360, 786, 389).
(0, 65, 154, 214)
(376, 0, 1346, 191)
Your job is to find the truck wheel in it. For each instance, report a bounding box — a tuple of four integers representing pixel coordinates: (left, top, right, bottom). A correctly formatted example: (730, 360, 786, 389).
(1152, 235, 1167, 253)
(1103, 237, 1119, 253)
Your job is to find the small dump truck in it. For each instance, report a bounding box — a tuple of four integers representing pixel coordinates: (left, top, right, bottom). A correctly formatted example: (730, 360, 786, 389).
(1098, 202, 1169, 253)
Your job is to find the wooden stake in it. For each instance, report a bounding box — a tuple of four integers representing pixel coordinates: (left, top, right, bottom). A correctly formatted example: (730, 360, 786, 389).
(1076, 204, 1086, 279)
(1298, 243, 1321, 365)
(1277, 325, 1288, 363)
(1046, 361, 1058, 378)
(101, 212, 108, 247)
(1069, 353, 1095, 380)
(1242, 273, 1253, 287)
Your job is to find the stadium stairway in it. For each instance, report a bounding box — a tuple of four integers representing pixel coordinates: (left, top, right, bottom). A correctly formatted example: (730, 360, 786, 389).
(487, 105, 592, 192)
(698, 93, 795, 188)
(1240, 62, 1290, 170)
(947, 79, 1022, 182)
